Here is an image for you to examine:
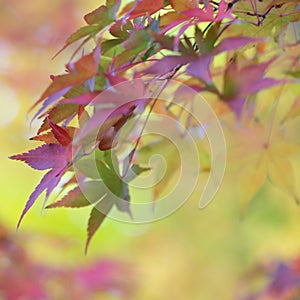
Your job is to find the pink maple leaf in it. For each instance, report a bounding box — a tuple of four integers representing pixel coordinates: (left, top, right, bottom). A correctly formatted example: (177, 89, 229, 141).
(10, 137, 71, 228)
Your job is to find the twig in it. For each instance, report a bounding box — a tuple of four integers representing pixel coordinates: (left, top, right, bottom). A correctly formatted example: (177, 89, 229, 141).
(122, 67, 181, 177)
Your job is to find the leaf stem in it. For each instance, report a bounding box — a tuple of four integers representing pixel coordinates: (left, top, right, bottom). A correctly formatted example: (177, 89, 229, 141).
(122, 68, 181, 177)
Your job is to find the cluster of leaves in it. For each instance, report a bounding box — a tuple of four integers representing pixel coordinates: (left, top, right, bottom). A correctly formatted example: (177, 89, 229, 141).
(11, 0, 300, 250)
(0, 224, 133, 299)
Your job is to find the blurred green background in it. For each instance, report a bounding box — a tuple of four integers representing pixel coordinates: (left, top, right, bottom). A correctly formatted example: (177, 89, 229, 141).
(1, 1, 300, 299)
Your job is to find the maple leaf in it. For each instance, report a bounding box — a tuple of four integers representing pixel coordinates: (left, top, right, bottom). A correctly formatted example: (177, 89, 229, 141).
(53, 0, 121, 56)
(87, 160, 148, 240)
(55, 25, 101, 56)
(73, 79, 148, 150)
(169, 0, 198, 12)
(237, 152, 268, 211)
(119, 0, 164, 20)
(85, 201, 113, 254)
(10, 144, 69, 171)
(84, 5, 113, 25)
(135, 138, 180, 200)
(46, 117, 73, 147)
(31, 127, 76, 145)
(59, 92, 99, 106)
(46, 148, 149, 252)
(38, 103, 78, 134)
(160, 0, 235, 42)
(110, 20, 133, 39)
(222, 57, 282, 118)
(81, 150, 136, 252)
(46, 181, 107, 208)
(78, 105, 90, 129)
(98, 106, 136, 151)
(95, 150, 128, 207)
(146, 36, 259, 83)
(145, 55, 192, 76)
(187, 36, 261, 83)
(10, 144, 70, 228)
(31, 47, 101, 120)
(149, 31, 193, 56)
(229, 124, 300, 211)
(10, 115, 74, 228)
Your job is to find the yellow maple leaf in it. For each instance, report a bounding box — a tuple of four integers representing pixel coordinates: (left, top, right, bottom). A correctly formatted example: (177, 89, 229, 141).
(229, 123, 300, 210)
(238, 152, 267, 212)
(266, 142, 298, 200)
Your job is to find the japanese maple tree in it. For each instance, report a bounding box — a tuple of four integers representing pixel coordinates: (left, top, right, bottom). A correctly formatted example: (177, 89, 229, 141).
(11, 0, 300, 251)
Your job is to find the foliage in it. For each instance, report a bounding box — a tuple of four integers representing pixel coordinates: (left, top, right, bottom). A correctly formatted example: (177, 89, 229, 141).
(11, 0, 300, 251)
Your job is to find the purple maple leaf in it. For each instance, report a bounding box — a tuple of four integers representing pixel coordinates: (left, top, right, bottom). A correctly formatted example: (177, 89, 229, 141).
(10, 144, 70, 228)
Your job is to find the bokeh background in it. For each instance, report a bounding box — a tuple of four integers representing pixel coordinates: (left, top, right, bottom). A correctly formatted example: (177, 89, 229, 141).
(1, 0, 300, 299)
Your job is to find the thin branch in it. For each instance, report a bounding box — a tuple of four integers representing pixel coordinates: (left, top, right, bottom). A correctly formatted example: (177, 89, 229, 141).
(122, 67, 181, 177)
